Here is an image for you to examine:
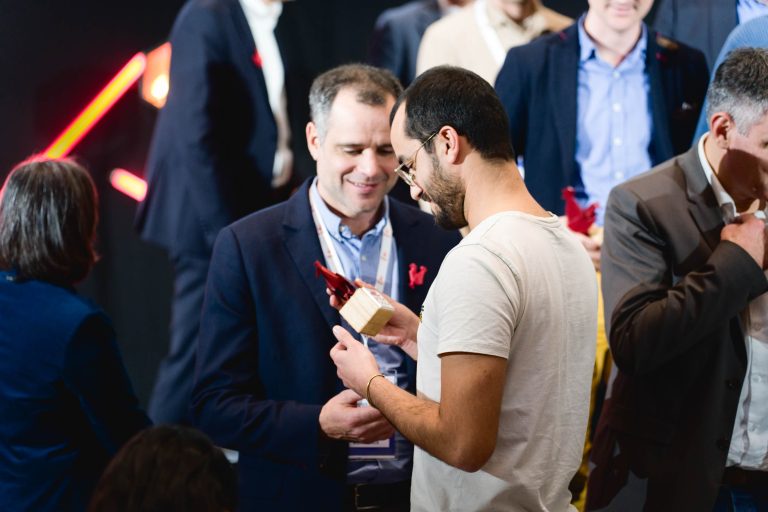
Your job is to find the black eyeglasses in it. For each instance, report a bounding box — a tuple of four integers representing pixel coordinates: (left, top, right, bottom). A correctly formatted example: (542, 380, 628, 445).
(394, 131, 438, 187)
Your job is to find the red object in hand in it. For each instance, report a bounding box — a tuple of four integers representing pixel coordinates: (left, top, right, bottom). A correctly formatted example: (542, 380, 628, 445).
(315, 261, 357, 301)
(408, 263, 427, 289)
(562, 187, 598, 235)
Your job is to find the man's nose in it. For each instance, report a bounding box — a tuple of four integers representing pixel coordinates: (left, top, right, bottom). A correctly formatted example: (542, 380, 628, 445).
(357, 149, 380, 176)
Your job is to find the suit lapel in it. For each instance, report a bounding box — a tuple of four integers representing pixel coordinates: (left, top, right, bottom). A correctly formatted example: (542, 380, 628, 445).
(646, 30, 674, 164)
(679, 147, 723, 252)
(548, 26, 579, 186)
(389, 202, 431, 313)
(229, 0, 271, 102)
(282, 181, 341, 330)
(679, 146, 749, 362)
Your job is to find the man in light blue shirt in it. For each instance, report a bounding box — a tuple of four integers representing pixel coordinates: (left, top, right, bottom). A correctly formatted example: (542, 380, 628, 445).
(575, 17, 653, 226)
(496, 0, 708, 267)
(192, 64, 460, 511)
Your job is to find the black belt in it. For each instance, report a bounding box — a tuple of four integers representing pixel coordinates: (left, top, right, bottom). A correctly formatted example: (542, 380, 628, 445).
(722, 467, 768, 489)
(345, 480, 410, 511)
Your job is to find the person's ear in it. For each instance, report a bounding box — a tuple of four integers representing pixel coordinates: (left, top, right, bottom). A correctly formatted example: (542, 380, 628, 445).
(709, 112, 735, 150)
(306, 122, 320, 160)
(438, 126, 461, 164)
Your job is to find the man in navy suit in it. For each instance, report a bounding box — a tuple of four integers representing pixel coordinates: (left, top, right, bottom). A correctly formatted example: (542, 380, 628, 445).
(191, 64, 460, 511)
(136, 0, 320, 424)
(495, 0, 708, 266)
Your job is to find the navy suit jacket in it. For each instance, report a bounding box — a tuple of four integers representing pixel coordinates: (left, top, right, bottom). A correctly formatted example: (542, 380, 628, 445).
(0, 272, 150, 511)
(191, 180, 460, 511)
(495, 23, 708, 215)
(653, 0, 737, 70)
(368, 0, 441, 87)
(136, 0, 316, 258)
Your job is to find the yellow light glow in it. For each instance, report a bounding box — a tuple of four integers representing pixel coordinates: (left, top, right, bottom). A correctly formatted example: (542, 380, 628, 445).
(44, 53, 147, 158)
(150, 74, 169, 102)
(109, 168, 147, 202)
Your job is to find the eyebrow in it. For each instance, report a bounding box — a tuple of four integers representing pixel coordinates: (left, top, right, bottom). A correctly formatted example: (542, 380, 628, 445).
(336, 143, 394, 151)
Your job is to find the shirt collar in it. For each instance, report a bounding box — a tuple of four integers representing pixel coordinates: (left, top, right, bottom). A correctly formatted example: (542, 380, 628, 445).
(309, 178, 390, 242)
(239, 0, 282, 24)
(697, 133, 768, 222)
(577, 15, 647, 66)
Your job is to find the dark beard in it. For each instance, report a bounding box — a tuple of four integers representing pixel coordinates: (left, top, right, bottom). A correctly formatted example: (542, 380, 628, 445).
(428, 155, 467, 230)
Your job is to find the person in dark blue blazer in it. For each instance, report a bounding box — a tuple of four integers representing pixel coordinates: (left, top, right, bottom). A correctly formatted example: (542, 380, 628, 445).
(369, 0, 443, 87)
(495, 8, 708, 224)
(0, 157, 150, 511)
(191, 65, 460, 511)
(135, 0, 320, 424)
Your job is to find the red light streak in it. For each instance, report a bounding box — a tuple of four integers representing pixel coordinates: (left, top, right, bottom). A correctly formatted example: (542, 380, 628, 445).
(44, 52, 147, 158)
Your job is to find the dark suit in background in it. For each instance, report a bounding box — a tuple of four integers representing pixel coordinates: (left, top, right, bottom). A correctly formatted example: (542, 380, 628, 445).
(136, 0, 317, 423)
(0, 272, 150, 511)
(653, 0, 737, 70)
(368, 0, 441, 88)
(494, 23, 708, 215)
(586, 147, 768, 511)
(191, 180, 459, 511)
(368, 0, 442, 204)
(693, 15, 768, 141)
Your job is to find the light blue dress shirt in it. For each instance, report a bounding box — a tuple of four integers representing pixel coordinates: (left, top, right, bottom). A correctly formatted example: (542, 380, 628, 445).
(738, 0, 768, 24)
(310, 180, 412, 484)
(576, 19, 653, 226)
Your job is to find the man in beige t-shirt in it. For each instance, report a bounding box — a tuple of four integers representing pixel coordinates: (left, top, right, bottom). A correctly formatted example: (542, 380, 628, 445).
(331, 67, 597, 510)
(417, 0, 571, 84)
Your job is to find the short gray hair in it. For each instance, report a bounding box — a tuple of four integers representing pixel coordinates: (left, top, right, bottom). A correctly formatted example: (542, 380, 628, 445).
(308, 64, 402, 140)
(706, 47, 768, 134)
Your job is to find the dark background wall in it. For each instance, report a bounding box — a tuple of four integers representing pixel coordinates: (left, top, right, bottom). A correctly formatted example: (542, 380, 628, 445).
(0, 0, 590, 406)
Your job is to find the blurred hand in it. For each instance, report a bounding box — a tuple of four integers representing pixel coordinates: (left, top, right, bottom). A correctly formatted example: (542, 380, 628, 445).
(721, 213, 766, 269)
(319, 388, 394, 443)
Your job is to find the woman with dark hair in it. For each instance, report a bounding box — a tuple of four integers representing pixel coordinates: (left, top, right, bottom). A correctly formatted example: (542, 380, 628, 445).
(89, 425, 237, 512)
(0, 156, 150, 511)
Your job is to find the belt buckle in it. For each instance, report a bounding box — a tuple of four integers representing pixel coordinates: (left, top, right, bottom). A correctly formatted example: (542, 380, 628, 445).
(354, 484, 380, 511)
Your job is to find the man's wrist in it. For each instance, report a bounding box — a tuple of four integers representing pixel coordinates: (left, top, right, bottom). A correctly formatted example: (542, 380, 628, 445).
(366, 373, 387, 409)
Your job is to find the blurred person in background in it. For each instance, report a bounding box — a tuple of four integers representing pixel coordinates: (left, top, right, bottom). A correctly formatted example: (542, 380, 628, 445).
(89, 425, 236, 512)
(0, 156, 150, 511)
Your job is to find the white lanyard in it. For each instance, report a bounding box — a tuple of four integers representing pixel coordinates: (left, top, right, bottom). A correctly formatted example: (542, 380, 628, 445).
(474, 0, 507, 66)
(308, 190, 393, 294)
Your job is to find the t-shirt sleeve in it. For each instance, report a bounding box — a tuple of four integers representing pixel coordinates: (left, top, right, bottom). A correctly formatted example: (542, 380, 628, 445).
(432, 243, 519, 359)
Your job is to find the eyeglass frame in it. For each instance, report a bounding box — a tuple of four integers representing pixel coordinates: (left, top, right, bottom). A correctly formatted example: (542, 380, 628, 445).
(394, 131, 438, 187)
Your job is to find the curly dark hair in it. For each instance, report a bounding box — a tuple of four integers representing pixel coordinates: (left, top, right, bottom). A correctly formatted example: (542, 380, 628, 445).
(88, 425, 237, 512)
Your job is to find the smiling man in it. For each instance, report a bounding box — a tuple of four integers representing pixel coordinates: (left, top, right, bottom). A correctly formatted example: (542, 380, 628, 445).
(191, 64, 460, 512)
(330, 66, 598, 511)
(495, 0, 708, 266)
(587, 48, 768, 511)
